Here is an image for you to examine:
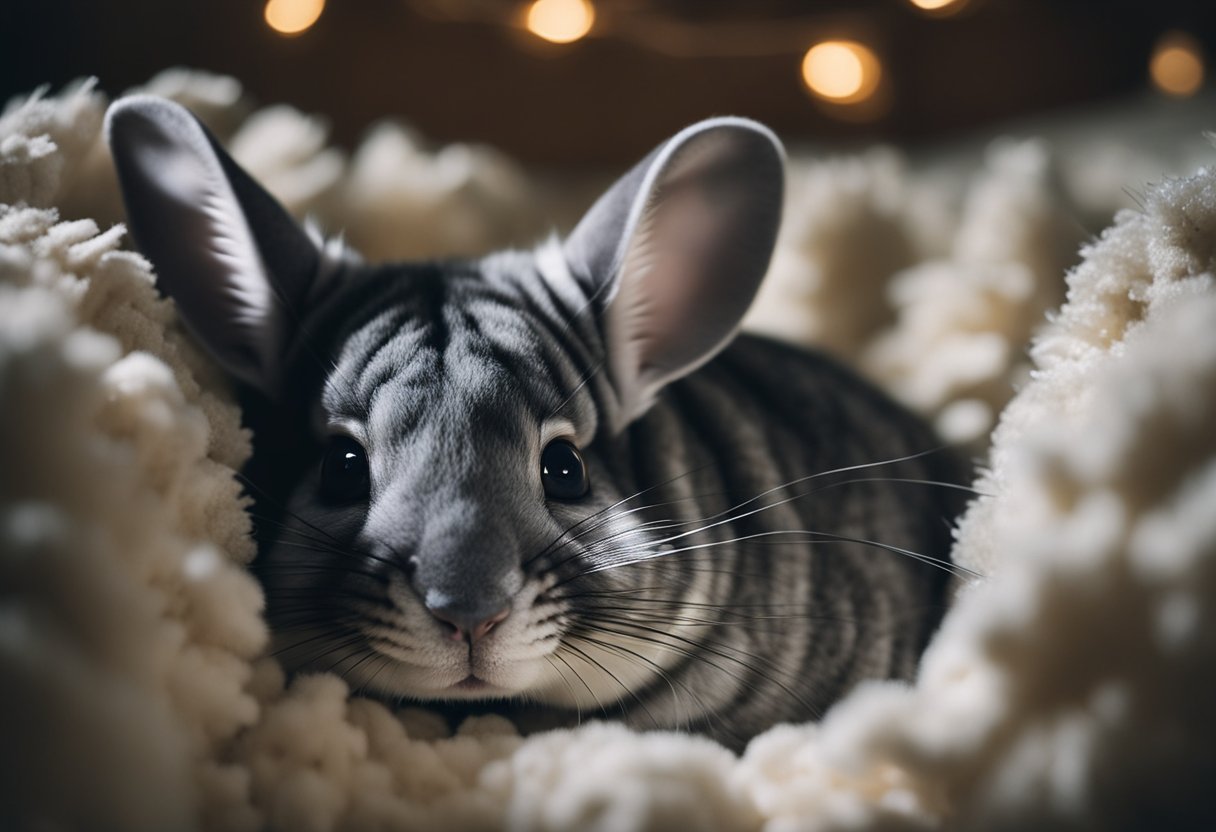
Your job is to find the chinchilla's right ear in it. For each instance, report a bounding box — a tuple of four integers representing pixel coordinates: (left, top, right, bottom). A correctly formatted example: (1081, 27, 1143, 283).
(561, 117, 784, 432)
(106, 95, 322, 394)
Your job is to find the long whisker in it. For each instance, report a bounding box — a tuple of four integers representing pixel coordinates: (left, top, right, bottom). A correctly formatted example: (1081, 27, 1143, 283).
(573, 617, 820, 722)
(522, 463, 715, 571)
(542, 654, 585, 727)
(239, 473, 406, 573)
(553, 641, 637, 722)
(351, 653, 396, 699)
(237, 472, 339, 543)
(532, 453, 970, 581)
(273, 626, 365, 666)
(560, 636, 689, 733)
(576, 529, 973, 580)
(563, 631, 716, 736)
(626, 453, 956, 554)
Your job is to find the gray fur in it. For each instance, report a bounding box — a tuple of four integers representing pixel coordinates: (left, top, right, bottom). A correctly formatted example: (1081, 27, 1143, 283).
(107, 98, 967, 751)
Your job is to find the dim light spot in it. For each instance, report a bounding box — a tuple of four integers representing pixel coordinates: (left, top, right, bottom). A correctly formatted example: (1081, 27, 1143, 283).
(907, 0, 969, 12)
(1150, 32, 1205, 98)
(526, 0, 595, 44)
(801, 41, 882, 104)
(265, 0, 325, 36)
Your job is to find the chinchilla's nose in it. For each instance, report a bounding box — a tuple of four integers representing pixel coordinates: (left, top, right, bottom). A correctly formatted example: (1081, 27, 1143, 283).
(424, 592, 510, 643)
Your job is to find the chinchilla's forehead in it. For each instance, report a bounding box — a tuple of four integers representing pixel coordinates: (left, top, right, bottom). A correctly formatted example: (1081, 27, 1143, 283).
(314, 255, 602, 445)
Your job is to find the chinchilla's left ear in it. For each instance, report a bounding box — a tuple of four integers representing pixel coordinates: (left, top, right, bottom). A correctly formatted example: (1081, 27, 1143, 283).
(561, 117, 785, 432)
(106, 95, 323, 394)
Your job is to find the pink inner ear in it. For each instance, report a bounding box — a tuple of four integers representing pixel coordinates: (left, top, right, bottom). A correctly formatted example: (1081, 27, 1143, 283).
(602, 121, 784, 426)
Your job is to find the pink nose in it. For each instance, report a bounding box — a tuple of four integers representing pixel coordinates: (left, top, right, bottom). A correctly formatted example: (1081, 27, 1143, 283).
(428, 605, 510, 643)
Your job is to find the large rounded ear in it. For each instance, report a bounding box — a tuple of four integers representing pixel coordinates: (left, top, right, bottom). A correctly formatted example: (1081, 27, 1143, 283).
(106, 95, 323, 394)
(562, 117, 785, 432)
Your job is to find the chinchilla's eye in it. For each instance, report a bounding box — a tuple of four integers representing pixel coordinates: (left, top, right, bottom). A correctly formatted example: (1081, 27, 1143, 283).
(541, 439, 589, 500)
(320, 436, 370, 503)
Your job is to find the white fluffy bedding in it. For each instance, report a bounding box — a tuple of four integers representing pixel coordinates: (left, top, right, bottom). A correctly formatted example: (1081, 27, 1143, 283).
(2, 71, 1215, 830)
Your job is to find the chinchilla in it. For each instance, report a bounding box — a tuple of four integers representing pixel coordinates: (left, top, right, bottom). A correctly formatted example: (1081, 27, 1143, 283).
(106, 96, 970, 750)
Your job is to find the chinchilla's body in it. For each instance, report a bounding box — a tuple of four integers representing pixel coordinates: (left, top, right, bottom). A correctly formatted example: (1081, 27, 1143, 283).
(107, 98, 968, 749)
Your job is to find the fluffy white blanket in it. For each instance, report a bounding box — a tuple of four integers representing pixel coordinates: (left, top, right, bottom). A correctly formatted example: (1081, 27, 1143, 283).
(2, 71, 1214, 830)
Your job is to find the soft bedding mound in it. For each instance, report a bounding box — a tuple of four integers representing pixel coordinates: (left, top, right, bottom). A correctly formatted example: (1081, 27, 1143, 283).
(2, 71, 1215, 831)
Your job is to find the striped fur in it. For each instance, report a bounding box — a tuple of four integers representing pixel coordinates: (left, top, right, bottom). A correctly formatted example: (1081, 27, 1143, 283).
(107, 100, 968, 751)
(250, 245, 966, 750)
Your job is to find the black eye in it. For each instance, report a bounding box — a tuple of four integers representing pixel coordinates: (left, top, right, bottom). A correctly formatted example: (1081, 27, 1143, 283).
(320, 436, 370, 504)
(541, 439, 589, 501)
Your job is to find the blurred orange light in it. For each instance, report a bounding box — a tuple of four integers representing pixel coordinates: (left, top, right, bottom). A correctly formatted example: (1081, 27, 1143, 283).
(525, 0, 595, 44)
(264, 0, 325, 36)
(1150, 32, 1205, 98)
(801, 41, 881, 104)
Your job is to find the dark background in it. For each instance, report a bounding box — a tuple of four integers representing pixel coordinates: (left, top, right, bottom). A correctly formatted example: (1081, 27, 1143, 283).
(2, 0, 1214, 167)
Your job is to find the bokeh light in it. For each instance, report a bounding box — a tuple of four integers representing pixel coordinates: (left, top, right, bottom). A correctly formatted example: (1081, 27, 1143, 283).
(907, 0, 970, 14)
(264, 0, 325, 36)
(1150, 31, 1205, 97)
(801, 40, 882, 105)
(525, 0, 595, 45)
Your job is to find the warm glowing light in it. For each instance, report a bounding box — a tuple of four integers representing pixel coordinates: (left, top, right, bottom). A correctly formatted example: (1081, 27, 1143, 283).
(801, 41, 882, 104)
(907, 0, 969, 12)
(525, 0, 595, 44)
(264, 0, 325, 36)
(1150, 32, 1205, 98)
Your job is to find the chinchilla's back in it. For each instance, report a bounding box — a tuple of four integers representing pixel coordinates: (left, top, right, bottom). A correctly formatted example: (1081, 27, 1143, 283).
(576, 333, 965, 745)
